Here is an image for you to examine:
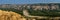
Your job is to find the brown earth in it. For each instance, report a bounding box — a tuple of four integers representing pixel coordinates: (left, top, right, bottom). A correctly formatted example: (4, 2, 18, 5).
(0, 10, 26, 20)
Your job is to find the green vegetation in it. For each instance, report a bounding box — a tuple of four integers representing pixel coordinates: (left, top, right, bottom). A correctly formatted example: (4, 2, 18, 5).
(0, 8, 23, 15)
(1, 8, 60, 17)
(28, 9, 60, 17)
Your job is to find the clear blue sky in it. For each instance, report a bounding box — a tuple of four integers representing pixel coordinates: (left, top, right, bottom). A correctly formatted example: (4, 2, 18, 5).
(0, 0, 60, 4)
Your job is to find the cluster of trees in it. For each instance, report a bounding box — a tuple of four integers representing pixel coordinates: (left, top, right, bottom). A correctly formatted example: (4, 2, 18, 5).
(28, 9, 60, 17)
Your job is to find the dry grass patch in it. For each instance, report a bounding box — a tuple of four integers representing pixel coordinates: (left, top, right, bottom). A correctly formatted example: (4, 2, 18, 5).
(0, 10, 26, 20)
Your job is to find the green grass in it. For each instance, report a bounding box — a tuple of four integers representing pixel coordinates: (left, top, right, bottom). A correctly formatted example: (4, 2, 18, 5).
(28, 9, 60, 17)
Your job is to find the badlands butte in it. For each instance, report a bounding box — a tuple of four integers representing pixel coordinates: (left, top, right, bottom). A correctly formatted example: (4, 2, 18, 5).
(0, 3, 60, 20)
(0, 3, 60, 11)
(0, 3, 60, 16)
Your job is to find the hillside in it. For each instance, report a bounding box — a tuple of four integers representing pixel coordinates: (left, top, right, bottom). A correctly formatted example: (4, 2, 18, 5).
(0, 3, 60, 17)
(0, 10, 26, 20)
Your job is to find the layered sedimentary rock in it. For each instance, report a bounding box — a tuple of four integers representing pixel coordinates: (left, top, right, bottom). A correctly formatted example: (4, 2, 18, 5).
(0, 3, 60, 11)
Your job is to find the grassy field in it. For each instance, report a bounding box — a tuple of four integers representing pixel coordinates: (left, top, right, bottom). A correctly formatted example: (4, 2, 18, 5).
(0, 10, 26, 20)
(28, 9, 60, 17)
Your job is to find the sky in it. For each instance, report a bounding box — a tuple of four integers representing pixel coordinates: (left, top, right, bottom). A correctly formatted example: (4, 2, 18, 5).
(0, 0, 60, 4)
